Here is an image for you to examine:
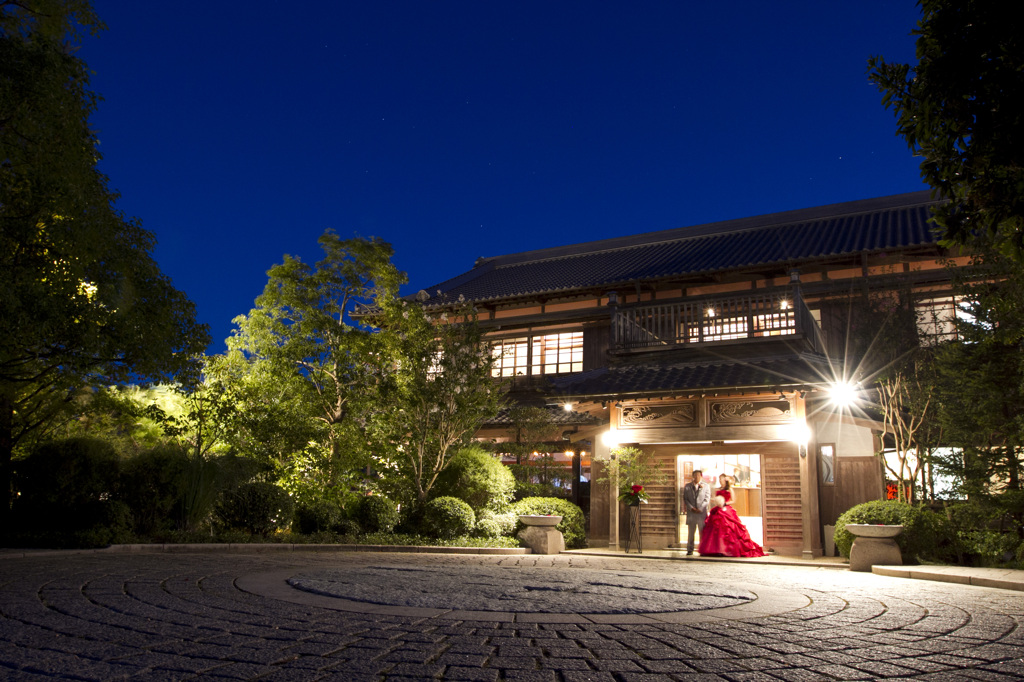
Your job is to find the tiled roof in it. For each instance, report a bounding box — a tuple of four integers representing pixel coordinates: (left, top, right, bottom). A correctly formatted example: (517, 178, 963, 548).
(547, 355, 836, 399)
(482, 405, 603, 428)
(418, 191, 940, 306)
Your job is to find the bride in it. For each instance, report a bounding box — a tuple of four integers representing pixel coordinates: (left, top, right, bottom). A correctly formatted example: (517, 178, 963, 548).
(697, 475, 765, 557)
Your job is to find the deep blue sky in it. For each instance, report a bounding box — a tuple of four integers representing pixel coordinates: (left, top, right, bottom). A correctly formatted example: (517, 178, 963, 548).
(85, 2, 926, 353)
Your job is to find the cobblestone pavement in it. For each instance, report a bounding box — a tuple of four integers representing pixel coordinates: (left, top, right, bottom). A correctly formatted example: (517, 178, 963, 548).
(2, 550, 1024, 681)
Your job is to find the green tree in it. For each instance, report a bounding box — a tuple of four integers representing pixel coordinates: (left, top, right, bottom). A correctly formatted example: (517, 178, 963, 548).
(373, 298, 503, 504)
(0, 1, 209, 514)
(594, 446, 667, 499)
(221, 232, 402, 488)
(868, 0, 1024, 255)
(503, 405, 554, 466)
(931, 249, 1024, 526)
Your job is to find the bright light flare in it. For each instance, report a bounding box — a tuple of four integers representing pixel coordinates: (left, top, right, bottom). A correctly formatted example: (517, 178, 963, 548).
(828, 381, 858, 408)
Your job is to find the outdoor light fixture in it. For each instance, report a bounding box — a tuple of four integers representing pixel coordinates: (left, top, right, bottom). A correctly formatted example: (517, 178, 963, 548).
(601, 428, 619, 447)
(706, 307, 716, 317)
(780, 299, 791, 310)
(563, 402, 573, 412)
(787, 422, 812, 455)
(828, 381, 858, 408)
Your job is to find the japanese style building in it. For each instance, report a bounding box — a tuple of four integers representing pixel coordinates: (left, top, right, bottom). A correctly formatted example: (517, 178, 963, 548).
(417, 190, 961, 557)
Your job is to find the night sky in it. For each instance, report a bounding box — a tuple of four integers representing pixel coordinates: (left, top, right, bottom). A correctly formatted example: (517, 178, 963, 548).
(84, 2, 926, 353)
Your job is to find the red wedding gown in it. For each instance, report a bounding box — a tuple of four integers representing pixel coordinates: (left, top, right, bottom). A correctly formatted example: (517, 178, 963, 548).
(697, 489, 765, 557)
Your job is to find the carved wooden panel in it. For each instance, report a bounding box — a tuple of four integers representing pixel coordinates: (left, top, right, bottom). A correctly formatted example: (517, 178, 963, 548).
(709, 399, 792, 425)
(618, 403, 697, 429)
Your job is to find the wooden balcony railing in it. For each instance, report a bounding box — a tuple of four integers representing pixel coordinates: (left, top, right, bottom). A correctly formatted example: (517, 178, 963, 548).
(612, 290, 818, 352)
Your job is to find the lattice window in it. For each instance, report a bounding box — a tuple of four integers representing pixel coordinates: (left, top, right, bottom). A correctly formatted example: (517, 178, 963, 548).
(491, 337, 529, 377)
(532, 332, 583, 375)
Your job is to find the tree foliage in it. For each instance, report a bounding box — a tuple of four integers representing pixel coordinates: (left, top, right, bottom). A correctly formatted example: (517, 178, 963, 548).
(217, 232, 402, 488)
(869, 0, 1024, 255)
(0, 1, 209, 514)
(372, 298, 503, 503)
(930, 248, 1024, 518)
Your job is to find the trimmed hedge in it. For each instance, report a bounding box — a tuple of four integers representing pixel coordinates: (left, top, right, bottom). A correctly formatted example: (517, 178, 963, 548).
(834, 500, 941, 563)
(474, 518, 503, 538)
(293, 499, 343, 534)
(355, 494, 399, 534)
(216, 482, 294, 536)
(433, 446, 516, 512)
(511, 497, 586, 549)
(423, 496, 476, 540)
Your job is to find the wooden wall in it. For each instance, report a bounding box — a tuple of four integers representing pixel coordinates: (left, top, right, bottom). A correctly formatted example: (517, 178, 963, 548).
(818, 456, 884, 526)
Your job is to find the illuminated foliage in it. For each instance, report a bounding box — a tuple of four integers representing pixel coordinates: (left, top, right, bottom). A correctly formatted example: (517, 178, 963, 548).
(1, 1, 208, 513)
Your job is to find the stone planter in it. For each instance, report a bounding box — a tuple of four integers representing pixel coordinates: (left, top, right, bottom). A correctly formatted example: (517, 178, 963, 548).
(846, 524, 903, 571)
(518, 515, 564, 555)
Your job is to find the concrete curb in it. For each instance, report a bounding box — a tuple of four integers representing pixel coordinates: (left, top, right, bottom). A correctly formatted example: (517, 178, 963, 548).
(872, 564, 1024, 592)
(0, 543, 531, 559)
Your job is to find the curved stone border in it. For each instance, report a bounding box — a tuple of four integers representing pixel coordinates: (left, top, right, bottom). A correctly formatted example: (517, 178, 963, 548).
(236, 567, 810, 625)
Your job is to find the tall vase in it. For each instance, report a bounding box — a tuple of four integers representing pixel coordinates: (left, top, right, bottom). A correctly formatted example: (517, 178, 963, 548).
(625, 503, 642, 554)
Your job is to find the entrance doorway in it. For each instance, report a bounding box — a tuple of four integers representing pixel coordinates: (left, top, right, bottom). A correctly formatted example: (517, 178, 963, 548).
(676, 454, 764, 545)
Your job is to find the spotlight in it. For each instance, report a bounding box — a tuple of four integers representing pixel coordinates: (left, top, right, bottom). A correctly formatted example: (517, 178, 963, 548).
(828, 381, 858, 408)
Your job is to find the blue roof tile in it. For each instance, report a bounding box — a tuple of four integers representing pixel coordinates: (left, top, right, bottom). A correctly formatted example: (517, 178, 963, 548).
(419, 191, 940, 305)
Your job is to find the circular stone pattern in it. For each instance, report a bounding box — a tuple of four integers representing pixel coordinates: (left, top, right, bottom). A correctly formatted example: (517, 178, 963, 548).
(288, 565, 756, 614)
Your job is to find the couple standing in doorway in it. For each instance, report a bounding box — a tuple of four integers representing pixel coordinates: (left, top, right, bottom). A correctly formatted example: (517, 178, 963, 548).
(683, 469, 765, 558)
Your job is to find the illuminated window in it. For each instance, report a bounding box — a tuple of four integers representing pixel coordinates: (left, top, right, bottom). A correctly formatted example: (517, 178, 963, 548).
(698, 315, 748, 341)
(532, 332, 583, 375)
(492, 331, 585, 377)
(491, 337, 529, 377)
(752, 308, 796, 337)
(916, 296, 973, 343)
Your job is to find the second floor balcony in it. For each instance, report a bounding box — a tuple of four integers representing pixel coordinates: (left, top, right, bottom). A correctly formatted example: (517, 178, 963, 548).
(612, 289, 820, 354)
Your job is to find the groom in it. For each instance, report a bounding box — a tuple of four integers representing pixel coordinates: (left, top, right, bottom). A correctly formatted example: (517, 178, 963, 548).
(683, 470, 711, 555)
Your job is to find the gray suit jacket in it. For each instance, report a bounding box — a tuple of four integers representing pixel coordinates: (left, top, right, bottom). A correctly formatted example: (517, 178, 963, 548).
(683, 482, 711, 525)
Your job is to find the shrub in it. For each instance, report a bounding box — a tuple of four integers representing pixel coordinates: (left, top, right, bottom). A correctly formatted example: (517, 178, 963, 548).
(423, 496, 476, 540)
(293, 499, 343, 534)
(511, 497, 587, 549)
(14, 437, 121, 508)
(477, 509, 517, 536)
(433, 446, 516, 512)
(334, 517, 363, 537)
(355, 494, 400, 534)
(215, 482, 294, 536)
(120, 445, 190, 535)
(941, 500, 1022, 566)
(475, 518, 503, 538)
(834, 500, 941, 563)
(8, 438, 127, 548)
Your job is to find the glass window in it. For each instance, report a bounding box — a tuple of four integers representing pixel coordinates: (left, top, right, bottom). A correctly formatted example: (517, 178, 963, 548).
(491, 337, 529, 377)
(532, 332, 583, 375)
(819, 444, 835, 485)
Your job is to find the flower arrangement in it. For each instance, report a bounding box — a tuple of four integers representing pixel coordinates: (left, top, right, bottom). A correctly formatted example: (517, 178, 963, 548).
(618, 484, 649, 505)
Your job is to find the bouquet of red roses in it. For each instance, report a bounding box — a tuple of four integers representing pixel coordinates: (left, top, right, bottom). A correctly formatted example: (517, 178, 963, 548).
(618, 484, 650, 505)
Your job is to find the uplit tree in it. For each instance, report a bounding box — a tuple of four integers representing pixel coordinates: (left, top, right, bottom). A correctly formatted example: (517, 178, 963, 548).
(372, 299, 503, 504)
(0, 1, 209, 515)
(221, 232, 402, 488)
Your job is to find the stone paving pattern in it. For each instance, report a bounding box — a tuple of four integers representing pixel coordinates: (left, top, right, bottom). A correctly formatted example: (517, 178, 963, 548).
(1, 550, 1024, 680)
(288, 565, 756, 614)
